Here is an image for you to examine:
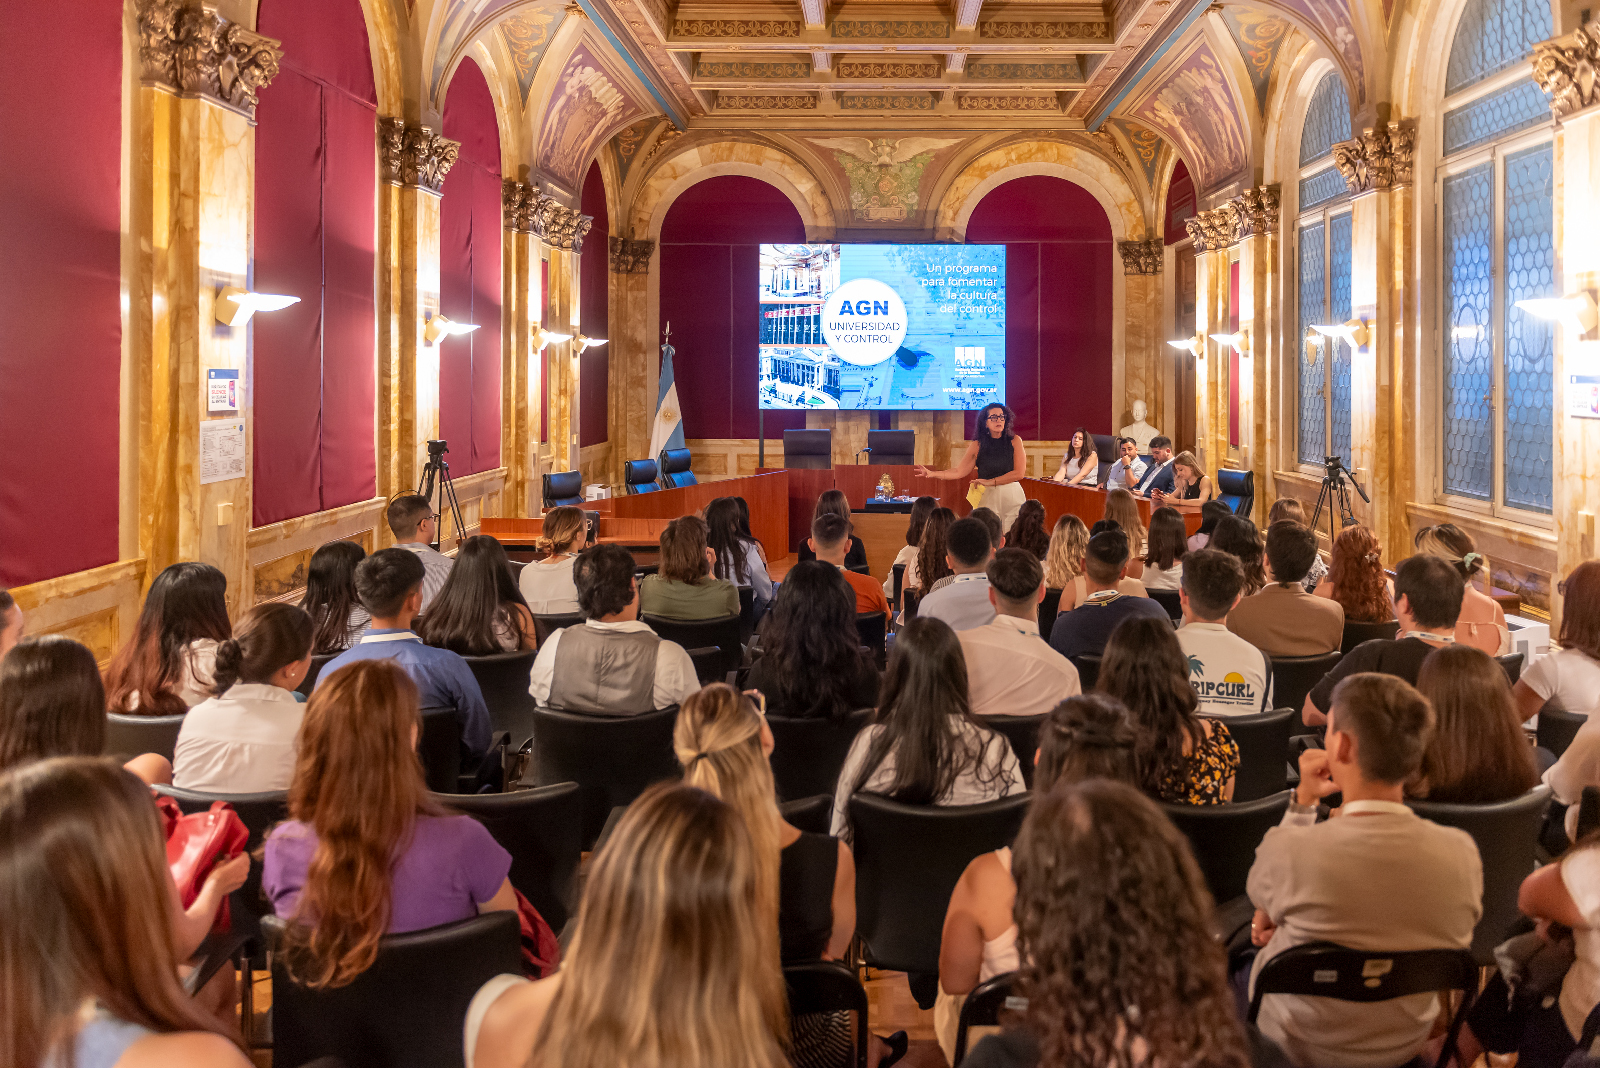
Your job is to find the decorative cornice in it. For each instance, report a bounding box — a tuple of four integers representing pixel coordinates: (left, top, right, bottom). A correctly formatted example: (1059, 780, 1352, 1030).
(1117, 239, 1164, 275)
(609, 236, 655, 273)
(503, 181, 592, 251)
(1183, 184, 1279, 251)
(717, 93, 818, 109)
(978, 20, 1109, 38)
(839, 93, 934, 110)
(836, 60, 942, 78)
(965, 60, 1082, 80)
(1330, 121, 1415, 195)
(378, 118, 459, 193)
(957, 94, 1059, 110)
(831, 19, 951, 38)
(137, 0, 281, 121)
(675, 18, 801, 37)
(696, 60, 811, 78)
(1532, 22, 1600, 119)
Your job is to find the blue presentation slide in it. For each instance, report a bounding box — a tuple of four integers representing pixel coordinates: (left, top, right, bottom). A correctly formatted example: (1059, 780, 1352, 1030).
(758, 243, 1006, 411)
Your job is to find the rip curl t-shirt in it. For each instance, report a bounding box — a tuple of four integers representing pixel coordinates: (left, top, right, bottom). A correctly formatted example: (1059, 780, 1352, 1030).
(1176, 621, 1273, 715)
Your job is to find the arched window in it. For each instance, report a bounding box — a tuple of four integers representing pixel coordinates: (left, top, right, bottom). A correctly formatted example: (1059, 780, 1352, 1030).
(1295, 73, 1354, 467)
(1437, 0, 1554, 514)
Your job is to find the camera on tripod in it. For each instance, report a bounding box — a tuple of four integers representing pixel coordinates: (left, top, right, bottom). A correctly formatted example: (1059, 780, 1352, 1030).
(419, 439, 463, 551)
(427, 439, 449, 460)
(1310, 452, 1369, 541)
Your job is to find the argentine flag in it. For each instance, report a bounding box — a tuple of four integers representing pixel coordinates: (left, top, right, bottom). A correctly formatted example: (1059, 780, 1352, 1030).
(649, 343, 687, 459)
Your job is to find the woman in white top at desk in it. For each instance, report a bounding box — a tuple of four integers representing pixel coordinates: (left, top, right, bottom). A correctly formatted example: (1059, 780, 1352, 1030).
(518, 505, 587, 616)
(916, 402, 1030, 531)
(1050, 427, 1098, 487)
(1141, 506, 1189, 591)
(1152, 450, 1214, 505)
(1413, 523, 1511, 656)
(103, 562, 231, 715)
(1516, 561, 1600, 722)
(173, 602, 314, 793)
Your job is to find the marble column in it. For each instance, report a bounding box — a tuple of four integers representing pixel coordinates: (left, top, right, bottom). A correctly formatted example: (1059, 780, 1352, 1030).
(1234, 187, 1281, 520)
(1118, 239, 1166, 436)
(540, 203, 593, 479)
(502, 182, 539, 517)
(608, 236, 655, 484)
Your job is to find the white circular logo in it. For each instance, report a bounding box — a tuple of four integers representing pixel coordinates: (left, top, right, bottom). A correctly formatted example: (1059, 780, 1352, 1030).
(822, 278, 906, 366)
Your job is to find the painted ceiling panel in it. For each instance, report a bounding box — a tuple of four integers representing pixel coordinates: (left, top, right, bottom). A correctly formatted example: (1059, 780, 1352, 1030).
(538, 44, 647, 186)
(1220, 7, 1293, 113)
(1128, 40, 1248, 193)
(500, 6, 567, 101)
(1108, 118, 1165, 187)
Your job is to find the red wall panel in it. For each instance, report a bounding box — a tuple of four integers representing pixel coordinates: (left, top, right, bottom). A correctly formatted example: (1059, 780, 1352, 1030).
(579, 163, 609, 448)
(1165, 159, 1196, 245)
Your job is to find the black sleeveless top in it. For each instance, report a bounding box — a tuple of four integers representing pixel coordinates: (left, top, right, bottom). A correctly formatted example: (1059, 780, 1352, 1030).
(976, 433, 1015, 479)
(779, 831, 840, 963)
(1176, 478, 1203, 499)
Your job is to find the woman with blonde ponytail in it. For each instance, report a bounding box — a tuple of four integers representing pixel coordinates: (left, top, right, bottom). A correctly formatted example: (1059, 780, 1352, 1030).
(517, 505, 588, 615)
(1414, 523, 1511, 654)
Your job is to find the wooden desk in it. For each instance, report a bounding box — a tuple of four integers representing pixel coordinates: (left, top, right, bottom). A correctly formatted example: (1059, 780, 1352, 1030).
(1020, 478, 1204, 537)
(765, 465, 964, 551)
(851, 512, 911, 585)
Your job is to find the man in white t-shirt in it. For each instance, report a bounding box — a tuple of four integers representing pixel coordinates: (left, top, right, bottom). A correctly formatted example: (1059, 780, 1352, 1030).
(918, 518, 998, 633)
(1176, 549, 1273, 715)
(959, 549, 1081, 717)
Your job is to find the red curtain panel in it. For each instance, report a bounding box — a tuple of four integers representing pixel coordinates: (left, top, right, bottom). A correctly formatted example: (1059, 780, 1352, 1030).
(579, 162, 609, 449)
(1165, 160, 1196, 245)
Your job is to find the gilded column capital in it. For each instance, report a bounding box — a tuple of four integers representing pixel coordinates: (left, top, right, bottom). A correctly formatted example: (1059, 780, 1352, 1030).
(1331, 120, 1416, 195)
(1532, 22, 1600, 118)
(1183, 216, 1210, 252)
(137, 0, 281, 121)
(503, 180, 538, 232)
(609, 236, 656, 273)
(378, 118, 460, 194)
(545, 206, 594, 252)
(1117, 238, 1163, 274)
(1230, 185, 1280, 239)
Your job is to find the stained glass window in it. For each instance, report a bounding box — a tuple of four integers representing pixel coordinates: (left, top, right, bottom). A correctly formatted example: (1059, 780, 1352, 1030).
(1445, 0, 1553, 95)
(1443, 79, 1552, 156)
(1502, 142, 1554, 512)
(1298, 222, 1327, 465)
(1329, 213, 1353, 466)
(1441, 163, 1495, 501)
(1300, 74, 1353, 166)
(1299, 167, 1347, 211)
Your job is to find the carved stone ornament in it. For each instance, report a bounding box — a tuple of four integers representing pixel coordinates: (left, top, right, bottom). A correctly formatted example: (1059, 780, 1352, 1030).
(138, 0, 281, 121)
(1331, 121, 1416, 195)
(378, 118, 460, 194)
(1183, 216, 1210, 252)
(609, 236, 655, 273)
(1532, 22, 1600, 119)
(545, 206, 594, 253)
(1231, 185, 1281, 239)
(1117, 238, 1164, 274)
(503, 181, 537, 233)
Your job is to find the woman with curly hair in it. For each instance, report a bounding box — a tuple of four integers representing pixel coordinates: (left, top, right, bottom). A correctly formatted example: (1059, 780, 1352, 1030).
(905, 505, 957, 601)
(1004, 499, 1051, 560)
(1314, 524, 1394, 622)
(917, 401, 1030, 530)
(1211, 515, 1268, 596)
(960, 779, 1256, 1068)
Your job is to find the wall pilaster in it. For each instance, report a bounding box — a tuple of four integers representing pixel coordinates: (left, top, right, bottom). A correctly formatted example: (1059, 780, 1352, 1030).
(608, 236, 655, 484)
(502, 183, 539, 517)
(1119, 238, 1166, 437)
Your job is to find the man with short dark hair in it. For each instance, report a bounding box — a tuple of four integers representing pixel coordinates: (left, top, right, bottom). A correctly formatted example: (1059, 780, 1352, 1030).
(1246, 673, 1481, 1068)
(1047, 530, 1169, 660)
(0, 588, 23, 661)
(1132, 435, 1176, 497)
(958, 549, 1080, 716)
(1176, 549, 1273, 715)
(1228, 522, 1345, 656)
(810, 512, 891, 617)
(318, 548, 491, 758)
(929, 508, 1006, 595)
(529, 543, 698, 714)
(1303, 554, 1465, 726)
(1104, 437, 1148, 491)
(386, 493, 453, 610)
(919, 517, 999, 632)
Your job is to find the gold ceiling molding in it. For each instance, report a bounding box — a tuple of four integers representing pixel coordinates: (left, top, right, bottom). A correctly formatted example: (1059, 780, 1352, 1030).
(717, 93, 819, 109)
(1117, 238, 1164, 274)
(675, 19, 802, 38)
(956, 94, 1059, 110)
(837, 60, 942, 78)
(136, 0, 281, 121)
(378, 118, 459, 194)
(978, 21, 1110, 39)
(609, 236, 656, 273)
(966, 60, 1083, 80)
(1331, 121, 1415, 195)
(1531, 23, 1599, 119)
(831, 20, 951, 38)
(696, 60, 812, 78)
(1183, 184, 1279, 251)
(840, 94, 935, 110)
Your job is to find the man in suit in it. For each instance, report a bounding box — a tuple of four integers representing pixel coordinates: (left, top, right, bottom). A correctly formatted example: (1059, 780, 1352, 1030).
(1133, 436, 1176, 497)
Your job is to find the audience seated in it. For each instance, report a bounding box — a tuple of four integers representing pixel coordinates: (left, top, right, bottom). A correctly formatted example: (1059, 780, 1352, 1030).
(386, 493, 454, 610)
(961, 779, 1263, 1068)
(1047, 530, 1168, 660)
(904, 505, 956, 602)
(1314, 524, 1395, 621)
(1102, 489, 1147, 579)
(1177, 550, 1273, 715)
(1211, 515, 1268, 596)
(1227, 522, 1344, 656)
(797, 488, 869, 570)
(1266, 498, 1328, 591)
(529, 543, 698, 714)
(1141, 505, 1188, 591)
(968, 507, 1006, 551)
(466, 783, 789, 1068)
(1102, 436, 1148, 492)
(1303, 555, 1464, 727)
(831, 617, 1026, 844)
(1188, 498, 1234, 554)
(173, 602, 314, 793)
(1050, 426, 1099, 486)
(883, 495, 937, 600)
(1517, 560, 1600, 720)
(0, 587, 22, 660)
(745, 561, 878, 718)
(317, 548, 491, 758)
(1245, 674, 1481, 1068)
(517, 505, 586, 615)
(0, 758, 253, 1068)
(105, 562, 231, 715)
(707, 496, 773, 619)
(299, 540, 371, 654)
(266, 660, 516, 987)
(1101, 616, 1238, 804)
(419, 534, 536, 654)
(1413, 523, 1510, 655)
(1409, 644, 1538, 803)
(1041, 513, 1089, 591)
(918, 518, 998, 632)
(1155, 449, 1214, 505)
(1002, 499, 1050, 560)
(639, 515, 740, 621)
(809, 512, 892, 617)
(958, 549, 1081, 717)
(1132, 434, 1177, 498)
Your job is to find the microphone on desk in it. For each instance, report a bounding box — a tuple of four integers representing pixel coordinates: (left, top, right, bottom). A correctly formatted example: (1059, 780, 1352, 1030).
(855, 446, 872, 464)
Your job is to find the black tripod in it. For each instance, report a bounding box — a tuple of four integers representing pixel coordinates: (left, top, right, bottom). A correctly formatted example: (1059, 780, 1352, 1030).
(1309, 454, 1370, 545)
(418, 438, 465, 552)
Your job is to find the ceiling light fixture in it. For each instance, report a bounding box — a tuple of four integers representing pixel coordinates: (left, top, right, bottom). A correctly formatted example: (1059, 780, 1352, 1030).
(215, 286, 300, 326)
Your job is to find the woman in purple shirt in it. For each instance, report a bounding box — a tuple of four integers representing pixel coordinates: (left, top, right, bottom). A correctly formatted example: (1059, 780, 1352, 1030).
(264, 659, 515, 987)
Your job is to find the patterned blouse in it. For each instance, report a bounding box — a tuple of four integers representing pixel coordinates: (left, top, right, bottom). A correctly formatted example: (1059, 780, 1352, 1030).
(1158, 720, 1240, 805)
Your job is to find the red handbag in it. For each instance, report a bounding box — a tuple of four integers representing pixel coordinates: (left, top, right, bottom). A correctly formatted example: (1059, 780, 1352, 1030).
(515, 889, 562, 979)
(155, 795, 250, 935)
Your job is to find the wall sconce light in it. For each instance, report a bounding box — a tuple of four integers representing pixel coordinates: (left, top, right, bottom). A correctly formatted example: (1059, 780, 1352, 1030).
(1209, 331, 1248, 355)
(1312, 319, 1370, 349)
(215, 286, 300, 326)
(1516, 291, 1600, 336)
(574, 334, 608, 353)
(424, 314, 480, 345)
(1166, 335, 1202, 356)
(534, 327, 573, 352)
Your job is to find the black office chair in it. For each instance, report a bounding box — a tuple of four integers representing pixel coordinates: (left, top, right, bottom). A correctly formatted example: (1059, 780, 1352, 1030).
(1090, 433, 1117, 484)
(1069, 653, 1101, 691)
(953, 971, 1020, 1066)
(263, 911, 521, 1068)
(783, 428, 833, 470)
(1215, 468, 1254, 519)
(855, 612, 887, 668)
(1341, 618, 1399, 654)
(866, 429, 915, 467)
(1161, 790, 1291, 903)
(465, 649, 538, 749)
(295, 651, 340, 697)
(977, 713, 1047, 788)
(785, 961, 870, 1068)
(623, 457, 660, 494)
(902, 589, 920, 621)
(738, 585, 756, 640)
(1148, 587, 1183, 623)
(1210, 707, 1296, 802)
(1408, 785, 1552, 963)
(1496, 651, 1526, 686)
(533, 611, 585, 647)
(891, 563, 906, 613)
(779, 794, 833, 835)
(1038, 587, 1063, 643)
(418, 709, 463, 794)
(104, 713, 186, 764)
(542, 470, 584, 508)
(1537, 704, 1587, 759)
(437, 781, 582, 932)
(1247, 941, 1478, 1068)
(530, 705, 681, 848)
(657, 447, 697, 489)
(1270, 651, 1343, 721)
(767, 708, 874, 802)
(641, 613, 742, 685)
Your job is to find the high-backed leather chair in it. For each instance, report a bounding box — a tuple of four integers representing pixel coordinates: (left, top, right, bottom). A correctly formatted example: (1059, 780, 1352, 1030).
(657, 447, 696, 488)
(783, 428, 833, 469)
(623, 458, 660, 494)
(542, 470, 583, 508)
(1092, 433, 1118, 484)
(1216, 468, 1255, 518)
(866, 429, 915, 466)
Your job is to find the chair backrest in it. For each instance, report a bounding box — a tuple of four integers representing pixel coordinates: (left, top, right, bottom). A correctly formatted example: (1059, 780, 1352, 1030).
(1341, 618, 1400, 655)
(417, 709, 462, 794)
(1269, 651, 1343, 719)
(1496, 651, 1525, 686)
(542, 470, 583, 508)
(779, 793, 833, 835)
(737, 584, 756, 640)
(783, 428, 833, 470)
(1069, 653, 1100, 691)
(903, 588, 920, 620)
(530, 705, 681, 848)
(296, 651, 339, 697)
(436, 781, 583, 931)
(1090, 433, 1117, 484)
(1215, 468, 1254, 518)
(976, 714, 1047, 789)
(891, 562, 906, 610)
(1537, 704, 1587, 758)
(623, 457, 660, 493)
(849, 793, 1031, 975)
(263, 911, 522, 1068)
(153, 785, 288, 946)
(767, 708, 874, 802)
(533, 611, 585, 647)
(1209, 708, 1296, 802)
(1408, 785, 1552, 963)
(641, 613, 742, 684)
(855, 612, 887, 668)
(1148, 587, 1183, 623)
(658, 447, 696, 488)
(1161, 790, 1291, 903)
(104, 713, 187, 763)
(866, 429, 916, 467)
(784, 961, 869, 1068)
(954, 971, 1021, 1066)
(464, 649, 538, 749)
(1038, 587, 1063, 644)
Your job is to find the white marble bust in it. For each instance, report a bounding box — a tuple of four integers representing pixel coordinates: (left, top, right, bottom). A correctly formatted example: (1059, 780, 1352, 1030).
(1121, 399, 1159, 451)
